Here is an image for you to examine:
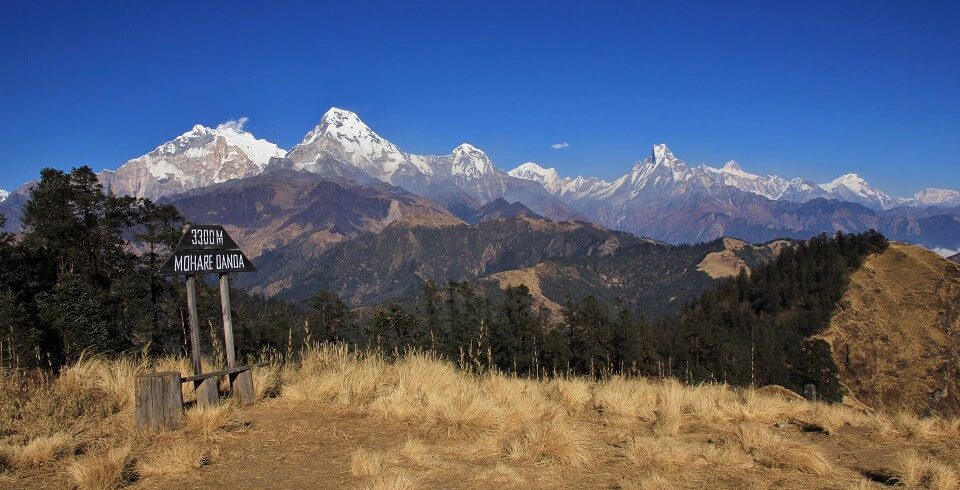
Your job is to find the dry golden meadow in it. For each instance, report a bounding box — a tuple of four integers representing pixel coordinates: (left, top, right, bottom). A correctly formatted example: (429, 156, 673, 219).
(2, 344, 958, 489)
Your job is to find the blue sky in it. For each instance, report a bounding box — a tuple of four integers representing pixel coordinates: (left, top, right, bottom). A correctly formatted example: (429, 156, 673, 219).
(1, 1, 957, 196)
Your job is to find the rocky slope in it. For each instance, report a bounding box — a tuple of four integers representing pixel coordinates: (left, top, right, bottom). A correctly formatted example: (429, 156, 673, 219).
(817, 243, 960, 416)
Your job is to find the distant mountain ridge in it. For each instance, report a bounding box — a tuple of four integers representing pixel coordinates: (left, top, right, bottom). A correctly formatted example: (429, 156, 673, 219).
(236, 215, 774, 318)
(266, 108, 579, 221)
(461, 198, 542, 224)
(2, 107, 958, 250)
(508, 145, 926, 212)
(159, 169, 461, 263)
(507, 144, 960, 248)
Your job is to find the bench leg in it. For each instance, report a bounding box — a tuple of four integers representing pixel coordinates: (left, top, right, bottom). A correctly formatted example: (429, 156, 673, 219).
(135, 371, 183, 431)
(230, 369, 255, 406)
(194, 377, 219, 408)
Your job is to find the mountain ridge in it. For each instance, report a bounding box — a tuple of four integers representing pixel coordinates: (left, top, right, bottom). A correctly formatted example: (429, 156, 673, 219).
(159, 169, 461, 261)
(2, 108, 958, 250)
(510, 145, 909, 211)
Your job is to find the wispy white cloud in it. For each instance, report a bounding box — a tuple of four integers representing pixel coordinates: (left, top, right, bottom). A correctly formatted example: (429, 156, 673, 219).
(216, 116, 249, 132)
(550, 142, 570, 150)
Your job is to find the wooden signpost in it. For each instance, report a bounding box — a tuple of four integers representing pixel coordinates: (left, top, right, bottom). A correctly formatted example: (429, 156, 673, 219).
(135, 224, 258, 431)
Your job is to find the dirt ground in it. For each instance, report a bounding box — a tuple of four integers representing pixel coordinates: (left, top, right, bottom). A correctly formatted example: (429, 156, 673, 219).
(78, 399, 956, 489)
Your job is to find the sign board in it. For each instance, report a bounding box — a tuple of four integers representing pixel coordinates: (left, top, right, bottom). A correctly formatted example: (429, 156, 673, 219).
(159, 224, 256, 276)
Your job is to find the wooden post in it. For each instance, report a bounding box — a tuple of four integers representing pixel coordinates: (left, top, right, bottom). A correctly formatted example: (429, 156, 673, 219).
(186, 274, 202, 376)
(220, 273, 253, 404)
(219, 273, 236, 368)
(135, 371, 183, 431)
(186, 274, 219, 407)
(804, 383, 817, 403)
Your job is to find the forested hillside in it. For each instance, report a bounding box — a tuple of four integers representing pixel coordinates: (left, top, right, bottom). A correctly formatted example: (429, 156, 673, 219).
(649, 231, 888, 401)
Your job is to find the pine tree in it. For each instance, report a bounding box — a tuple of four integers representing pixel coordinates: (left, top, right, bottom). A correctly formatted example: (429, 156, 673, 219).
(307, 290, 355, 342)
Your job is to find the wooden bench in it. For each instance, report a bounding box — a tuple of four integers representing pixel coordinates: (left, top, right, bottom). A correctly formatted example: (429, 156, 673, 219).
(135, 363, 265, 431)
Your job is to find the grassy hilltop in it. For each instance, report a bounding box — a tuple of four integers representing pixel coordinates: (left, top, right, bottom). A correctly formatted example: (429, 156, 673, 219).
(3, 345, 959, 489)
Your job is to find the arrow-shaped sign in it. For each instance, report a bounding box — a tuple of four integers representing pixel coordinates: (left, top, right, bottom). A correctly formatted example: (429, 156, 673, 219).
(159, 224, 256, 276)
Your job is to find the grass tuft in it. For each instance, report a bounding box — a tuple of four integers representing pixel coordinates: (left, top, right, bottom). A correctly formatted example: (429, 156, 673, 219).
(350, 447, 385, 477)
(137, 439, 214, 478)
(184, 404, 243, 438)
(66, 444, 134, 490)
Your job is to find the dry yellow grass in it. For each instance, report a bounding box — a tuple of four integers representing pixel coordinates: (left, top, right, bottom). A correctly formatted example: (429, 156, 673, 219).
(734, 425, 832, 474)
(2, 432, 75, 468)
(65, 444, 133, 490)
(1, 343, 958, 488)
(363, 471, 419, 490)
(137, 439, 214, 477)
(504, 416, 592, 466)
(351, 447, 385, 477)
(184, 403, 244, 438)
(894, 450, 960, 489)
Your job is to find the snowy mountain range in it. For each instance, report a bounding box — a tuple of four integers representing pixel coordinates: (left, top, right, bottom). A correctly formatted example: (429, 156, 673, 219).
(86, 108, 954, 214)
(2, 107, 958, 249)
(267, 108, 577, 220)
(508, 146, 922, 212)
(0, 189, 8, 203)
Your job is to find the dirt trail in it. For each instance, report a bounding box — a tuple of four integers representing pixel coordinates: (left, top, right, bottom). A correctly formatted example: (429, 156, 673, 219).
(141, 401, 393, 489)
(142, 399, 614, 489)
(136, 399, 929, 490)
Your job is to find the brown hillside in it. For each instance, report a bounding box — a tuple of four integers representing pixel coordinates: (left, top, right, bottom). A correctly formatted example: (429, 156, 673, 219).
(817, 243, 960, 417)
(486, 263, 566, 316)
(696, 237, 786, 279)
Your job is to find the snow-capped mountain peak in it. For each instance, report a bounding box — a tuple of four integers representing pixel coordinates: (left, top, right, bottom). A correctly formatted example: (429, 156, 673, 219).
(649, 143, 682, 167)
(213, 120, 285, 169)
(99, 118, 286, 199)
(0, 189, 8, 203)
(152, 121, 284, 169)
(909, 188, 960, 207)
(289, 107, 425, 178)
(821, 173, 866, 193)
(302, 107, 379, 146)
(817, 173, 893, 209)
(316, 107, 370, 137)
(508, 162, 564, 193)
(625, 144, 694, 195)
(702, 160, 793, 200)
(720, 160, 749, 175)
(451, 143, 497, 177)
(509, 162, 558, 183)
